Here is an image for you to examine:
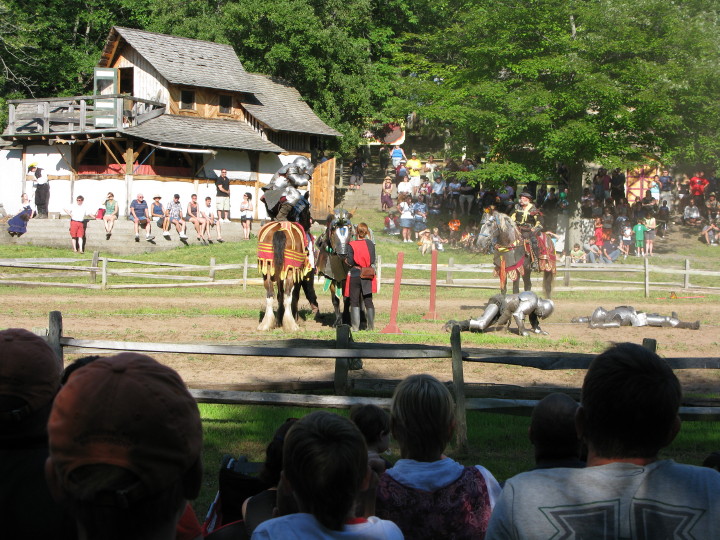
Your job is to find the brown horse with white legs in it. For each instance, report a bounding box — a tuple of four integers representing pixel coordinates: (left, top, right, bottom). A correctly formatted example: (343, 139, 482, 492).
(475, 210, 556, 297)
(257, 216, 312, 332)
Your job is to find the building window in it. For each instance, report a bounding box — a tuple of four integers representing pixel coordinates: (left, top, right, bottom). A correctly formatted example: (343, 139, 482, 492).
(219, 95, 232, 114)
(180, 90, 195, 110)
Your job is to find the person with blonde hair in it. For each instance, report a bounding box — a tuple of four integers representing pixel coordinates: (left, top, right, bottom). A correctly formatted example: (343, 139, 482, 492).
(376, 374, 501, 539)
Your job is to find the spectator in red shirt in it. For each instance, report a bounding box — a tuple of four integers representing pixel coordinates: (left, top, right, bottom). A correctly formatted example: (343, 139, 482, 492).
(689, 170, 709, 202)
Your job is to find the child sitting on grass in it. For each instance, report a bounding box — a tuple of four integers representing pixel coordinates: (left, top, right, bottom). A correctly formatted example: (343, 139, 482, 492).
(251, 411, 402, 540)
(570, 243, 586, 263)
(376, 374, 501, 540)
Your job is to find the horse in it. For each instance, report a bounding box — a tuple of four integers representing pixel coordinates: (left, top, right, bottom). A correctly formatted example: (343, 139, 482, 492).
(475, 210, 556, 298)
(256, 205, 312, 332)
(315, 210, 354, 327)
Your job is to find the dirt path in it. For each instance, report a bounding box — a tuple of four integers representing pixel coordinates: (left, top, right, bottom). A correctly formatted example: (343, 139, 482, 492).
(2, 291, 717, 396)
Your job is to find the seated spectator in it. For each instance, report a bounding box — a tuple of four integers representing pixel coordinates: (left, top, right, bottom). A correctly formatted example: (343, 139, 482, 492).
(528, 393, 585, 470)
(376, 374, 501, 540)
(350, 404, 392, 474)
(0, 328, 76, 540)
(102, 192, 119, 240)
(486, 343, 720, 538)
(569, 243, 586, 263)
(7, 193, 34, 237)
(431, 175, 446, 206)
(583, 238, 603, 264)
(201, 196, 223, 244)
(150, 194, 165, 231)
(705, 191, 719, 218)
(683, 198, 702, 226)
(701, 216, 719, 245)
(448, 213, 461, 246)
(186, 193, 207, 244)
(397, 175, 413, 198)
(243, 418, 298, 537)
(602, 236, 622, 263)
(252, 411, 402, 539)
(383, 211, 400, 235)
(419, 229, 433, 255)
(129, 193, 155, 242)
(46, 353, 203, 540)
(164, 194, 188, 239)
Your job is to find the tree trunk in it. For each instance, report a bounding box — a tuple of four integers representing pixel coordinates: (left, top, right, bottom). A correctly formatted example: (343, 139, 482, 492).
(566, 161, 590, 250)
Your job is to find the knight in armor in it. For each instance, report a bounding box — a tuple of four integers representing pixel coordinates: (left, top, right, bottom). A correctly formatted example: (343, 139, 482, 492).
(262, 156, 315, 222)
(510, 192, 543, 270)
(443, 291, 554, 337)
(571, 306, 700, 329)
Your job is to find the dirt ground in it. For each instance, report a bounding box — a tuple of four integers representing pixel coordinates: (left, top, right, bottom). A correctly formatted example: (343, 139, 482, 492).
(2, 291, 717, 396)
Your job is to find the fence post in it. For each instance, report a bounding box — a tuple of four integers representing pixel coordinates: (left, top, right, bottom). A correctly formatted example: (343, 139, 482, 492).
(376, 255, 382, 293)
(47, 311, 64, 372)
(334, 325, 352, 395)
(90, 251, 99, 283)
(684, 259, 690, 289)
(450, 325, 468, 453)
(101, 258, 108, 289)
(563, 256, 571, 287)
(644, 257, 650, 297)
(243, 255, 248, 291)
(642, 338, 657, 353)
(381, 252, 404, 334)
(209, 257, 216, 282)
(446, 257, 454, 284)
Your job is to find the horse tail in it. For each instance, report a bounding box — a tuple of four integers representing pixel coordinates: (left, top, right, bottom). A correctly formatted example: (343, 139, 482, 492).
(273, 230, 286, 277)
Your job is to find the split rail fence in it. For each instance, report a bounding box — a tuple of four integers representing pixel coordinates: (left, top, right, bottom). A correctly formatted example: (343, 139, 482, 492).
(2, 254, 720, 296)
(38, 312, 720, 453)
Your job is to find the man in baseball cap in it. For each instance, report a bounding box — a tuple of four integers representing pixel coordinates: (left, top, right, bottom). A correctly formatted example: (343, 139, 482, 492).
(46, 353, 203, 540)
(0, 328, 75, 539)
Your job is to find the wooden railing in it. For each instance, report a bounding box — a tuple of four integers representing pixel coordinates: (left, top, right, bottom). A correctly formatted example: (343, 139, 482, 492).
(6, 94, 165, 136)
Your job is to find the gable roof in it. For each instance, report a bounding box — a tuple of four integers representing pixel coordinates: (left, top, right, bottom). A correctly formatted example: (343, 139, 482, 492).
(243, 74, 342, 137)
(101, 27, 254, 94)
(121, 115, 283, 153)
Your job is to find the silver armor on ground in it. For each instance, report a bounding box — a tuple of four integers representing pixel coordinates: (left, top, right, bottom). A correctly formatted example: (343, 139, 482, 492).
(571, 306, 700, 329)
(262, 156, 315, 221)
(444, 291, 554, 337)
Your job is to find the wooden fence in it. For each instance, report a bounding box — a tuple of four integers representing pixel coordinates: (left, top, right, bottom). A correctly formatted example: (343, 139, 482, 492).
(37, 312, 720, 454)
(3, 254, 720, 295)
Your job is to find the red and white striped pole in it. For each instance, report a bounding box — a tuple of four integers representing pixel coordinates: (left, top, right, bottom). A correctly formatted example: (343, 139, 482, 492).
(423, 248, 438, 320)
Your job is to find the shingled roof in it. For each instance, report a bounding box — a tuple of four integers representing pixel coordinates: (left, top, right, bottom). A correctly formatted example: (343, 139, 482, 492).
(244, 74, 342, 137)
(122, 115, 283, 153)
(101, 27, 254, 94)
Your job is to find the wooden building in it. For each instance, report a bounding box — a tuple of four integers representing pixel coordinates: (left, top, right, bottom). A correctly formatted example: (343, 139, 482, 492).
(1, 26, 340, 219)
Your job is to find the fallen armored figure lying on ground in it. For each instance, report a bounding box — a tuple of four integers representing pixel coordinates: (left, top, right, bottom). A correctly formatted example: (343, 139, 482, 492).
(571, 306, 700, 329)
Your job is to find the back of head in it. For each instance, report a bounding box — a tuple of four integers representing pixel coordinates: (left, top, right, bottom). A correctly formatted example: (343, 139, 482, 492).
(356, 222, 369, 239)
(350, 404, 389, 446)
(0, 328, 60, 438)
(47, 353, 203, 539)
(581, 343, 681, 459)
(259, 418, 297, 486)
(283, 411, 367, 531)
(391, 374, 455, 461)
(529, 393, 580, 462)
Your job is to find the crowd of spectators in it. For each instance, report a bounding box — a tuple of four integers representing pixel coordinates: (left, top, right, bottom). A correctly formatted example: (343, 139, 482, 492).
(5, 329, 718, 540)
(378, 148, 720, 257)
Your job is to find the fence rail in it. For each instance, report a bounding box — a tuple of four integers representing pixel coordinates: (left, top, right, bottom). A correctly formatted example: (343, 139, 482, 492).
(35, 312, 720, 456)
(2, 254, 719, 295)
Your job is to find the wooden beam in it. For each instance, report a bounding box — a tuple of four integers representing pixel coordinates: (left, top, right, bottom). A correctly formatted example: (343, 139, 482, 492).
(101, 139, 122, 165)
(75, 141, 95, 165)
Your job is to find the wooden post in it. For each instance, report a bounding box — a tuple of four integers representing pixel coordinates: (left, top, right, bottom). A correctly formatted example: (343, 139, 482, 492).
(644, 257, 650, 297)
(684, 259, 690, 289)
(381, 252, 404, 334)
(209, 257, 216, 281)
(90, 251, 99, 283)
(334, 324, 352, 395)
(563, 256, 571, 287)
(47, 311, 64, 372)
(642, 338, 657, 353)
(376, 254, 382, 293)
(446, 257, 454, 284)
(450, 325, 468, 453)
(101, 258, 108, 289)
(243, 255, 248, 291)
(423, 249, 439, 319)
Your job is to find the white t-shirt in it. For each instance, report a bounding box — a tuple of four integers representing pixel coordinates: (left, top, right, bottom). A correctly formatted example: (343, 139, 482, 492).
(68, 203, 86, 221)
(399, 201, 414, 220)
(252, 513, 403, 540)
(201, 204, 215, 220)
(397, 181, 413, 195)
